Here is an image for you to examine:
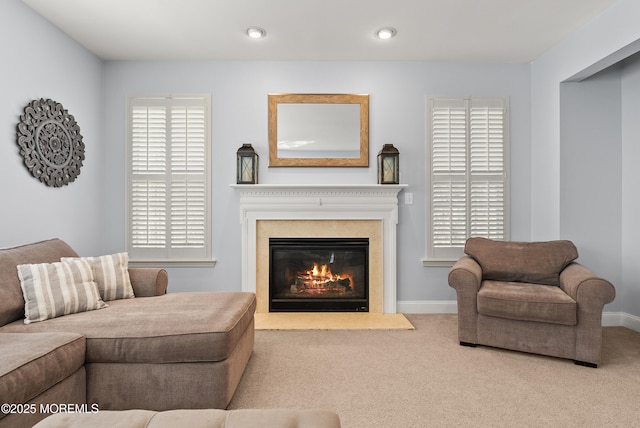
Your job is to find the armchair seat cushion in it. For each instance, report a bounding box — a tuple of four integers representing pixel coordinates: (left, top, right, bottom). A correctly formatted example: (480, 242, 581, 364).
(477, 280, 577, 325)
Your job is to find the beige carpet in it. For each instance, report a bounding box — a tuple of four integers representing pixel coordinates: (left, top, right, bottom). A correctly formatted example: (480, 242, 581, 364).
(229, 314, 640, 428)
(254, 312, 415, 330)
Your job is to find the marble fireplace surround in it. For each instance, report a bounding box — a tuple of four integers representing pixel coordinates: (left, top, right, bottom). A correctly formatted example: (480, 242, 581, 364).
(257, 219, 381, 313)
(232, 184, 406, 315)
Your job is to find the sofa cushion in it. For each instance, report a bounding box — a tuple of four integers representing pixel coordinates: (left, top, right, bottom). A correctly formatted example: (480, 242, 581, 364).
(0, 239, 78, 327)
(464, 237, 578, 286)
(62, 253, 135, 301)
(477, 280, 577, 325)
(17, 259, 108, 324)
(0, 292, 256, 364)
(34, 409, 342, 428)
(0, 332, 85, 414)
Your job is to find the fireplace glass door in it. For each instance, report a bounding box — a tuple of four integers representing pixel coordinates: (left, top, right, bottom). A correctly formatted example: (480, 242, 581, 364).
(269, 238, 369, 312)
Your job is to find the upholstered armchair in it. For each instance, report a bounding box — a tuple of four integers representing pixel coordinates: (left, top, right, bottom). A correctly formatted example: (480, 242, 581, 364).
(448, 238, 615, 367)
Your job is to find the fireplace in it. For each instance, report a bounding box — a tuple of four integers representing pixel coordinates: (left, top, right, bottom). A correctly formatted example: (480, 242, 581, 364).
(269, 238, 369, 312)
(232, 184, 406, 314)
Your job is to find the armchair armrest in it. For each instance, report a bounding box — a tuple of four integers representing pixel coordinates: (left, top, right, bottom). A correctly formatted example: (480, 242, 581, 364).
(559, 263, 615, 306)
(128, 268, 168, 297)
(559, 262, 615, 365)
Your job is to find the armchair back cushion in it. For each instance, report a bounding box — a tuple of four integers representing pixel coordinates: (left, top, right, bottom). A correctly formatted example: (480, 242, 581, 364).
(464, 237, 578, 286)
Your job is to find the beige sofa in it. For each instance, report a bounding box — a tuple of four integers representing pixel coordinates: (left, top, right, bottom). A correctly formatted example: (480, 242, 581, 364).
(0, 239, 256, 428)
(448, 238, 615, 367)
(34, 409, 342, 428)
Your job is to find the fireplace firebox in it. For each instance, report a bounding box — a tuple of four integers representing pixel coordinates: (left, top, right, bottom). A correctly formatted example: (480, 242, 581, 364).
(269, 238, 369, 312)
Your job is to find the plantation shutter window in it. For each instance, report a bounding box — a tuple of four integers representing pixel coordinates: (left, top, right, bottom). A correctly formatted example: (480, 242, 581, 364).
(426, 97, 509, 262)
(127, 95, 212, 263)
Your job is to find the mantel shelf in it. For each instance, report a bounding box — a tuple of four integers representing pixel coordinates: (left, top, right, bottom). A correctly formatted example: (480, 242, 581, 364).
(230, 183, 408, 191)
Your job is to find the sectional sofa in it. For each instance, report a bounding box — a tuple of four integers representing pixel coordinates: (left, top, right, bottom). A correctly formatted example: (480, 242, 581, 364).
(0, 239, 257, 428)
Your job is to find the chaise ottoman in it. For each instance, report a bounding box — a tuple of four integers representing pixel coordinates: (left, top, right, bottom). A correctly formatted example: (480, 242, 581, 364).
(1, 292, 256, 410)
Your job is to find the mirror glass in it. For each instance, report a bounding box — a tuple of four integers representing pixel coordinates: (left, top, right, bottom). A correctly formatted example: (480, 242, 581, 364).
(269, 94, 369, 167)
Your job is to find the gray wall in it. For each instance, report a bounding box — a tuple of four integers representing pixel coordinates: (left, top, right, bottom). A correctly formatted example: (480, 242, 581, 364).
(0, 0, 104, 255)
(102, 61, 532, 302)
(560, 67, 623, 311)
(558, 55, 640, 317)
(530, 0, 640, 243)
(621, 56, 640, 317)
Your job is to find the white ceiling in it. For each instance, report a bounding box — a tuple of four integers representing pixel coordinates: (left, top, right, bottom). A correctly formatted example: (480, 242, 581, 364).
(20, 0, 618, 63)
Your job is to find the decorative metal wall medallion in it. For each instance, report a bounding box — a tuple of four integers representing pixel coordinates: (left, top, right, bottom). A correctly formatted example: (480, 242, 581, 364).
(16, 98, 85, 187)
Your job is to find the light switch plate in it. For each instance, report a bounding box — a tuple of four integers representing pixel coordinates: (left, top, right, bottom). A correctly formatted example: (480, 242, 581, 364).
(405, 192, 413, 205)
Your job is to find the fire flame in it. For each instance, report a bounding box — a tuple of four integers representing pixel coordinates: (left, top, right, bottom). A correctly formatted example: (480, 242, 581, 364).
(310, 263, 334, 279)
(298, 263, 352, 291)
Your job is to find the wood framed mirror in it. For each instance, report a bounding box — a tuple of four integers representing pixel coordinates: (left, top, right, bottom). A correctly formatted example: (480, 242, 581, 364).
(268, 93, 369, 167)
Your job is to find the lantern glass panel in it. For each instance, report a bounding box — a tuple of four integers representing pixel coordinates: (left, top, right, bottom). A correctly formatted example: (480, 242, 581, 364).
(382, 157, 396, 182)
(240, 157, 254, 182)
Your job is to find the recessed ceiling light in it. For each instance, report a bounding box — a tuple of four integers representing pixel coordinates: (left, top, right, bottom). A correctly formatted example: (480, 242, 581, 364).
(375, 27, 397, 40)
(246, 27, 267, 39)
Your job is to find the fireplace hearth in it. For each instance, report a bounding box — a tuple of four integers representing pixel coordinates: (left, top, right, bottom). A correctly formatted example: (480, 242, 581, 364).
(269, 238, 369, 312)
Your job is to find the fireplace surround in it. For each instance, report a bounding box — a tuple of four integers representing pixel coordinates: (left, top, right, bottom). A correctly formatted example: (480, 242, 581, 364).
(232, 184, 406, 314)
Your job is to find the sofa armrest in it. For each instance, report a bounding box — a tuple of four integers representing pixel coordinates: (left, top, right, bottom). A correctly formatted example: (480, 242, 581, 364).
(559, 262, 615, 306)
(448, 256, 483, 344)
(128, 268, 168, 297)
(448, 256, 482, 293)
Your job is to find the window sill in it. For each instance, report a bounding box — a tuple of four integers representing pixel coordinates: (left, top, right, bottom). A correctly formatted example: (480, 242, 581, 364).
(129, 259, 217, 268)
(422, 258, 457, 267)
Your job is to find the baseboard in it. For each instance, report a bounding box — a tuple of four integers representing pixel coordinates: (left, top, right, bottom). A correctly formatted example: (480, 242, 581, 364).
(397, 300, 640, 333)
(606, 312, 640, 331)
(601, 312, 623, 327)
(397, 300, 457, 314)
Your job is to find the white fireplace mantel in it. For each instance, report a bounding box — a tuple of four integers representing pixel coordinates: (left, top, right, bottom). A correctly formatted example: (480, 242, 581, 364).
(231, 184, 407, 314)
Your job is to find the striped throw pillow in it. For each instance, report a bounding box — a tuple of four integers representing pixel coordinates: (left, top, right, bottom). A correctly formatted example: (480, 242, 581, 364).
(17, 259, 108, 324)
(62, 253, 134, 301)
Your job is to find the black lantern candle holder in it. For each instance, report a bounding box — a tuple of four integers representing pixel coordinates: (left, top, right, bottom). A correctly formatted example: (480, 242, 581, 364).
(377, 144, 399, 184)
(237, 144, 259, 184)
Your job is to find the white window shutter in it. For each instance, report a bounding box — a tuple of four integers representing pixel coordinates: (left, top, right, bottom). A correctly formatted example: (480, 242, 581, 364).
(171, 179, 206, 248)
(131, 180, 167, 248)
(430, 99, 468, 255)
(469, 98, 507, 242)
(427, 97, 509, 261)
(127, 95, 211, 262)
